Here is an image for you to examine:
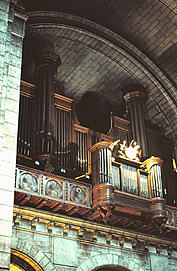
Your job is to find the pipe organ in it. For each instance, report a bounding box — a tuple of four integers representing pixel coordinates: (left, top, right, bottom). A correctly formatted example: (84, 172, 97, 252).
(91, 141, 166, 225)
(91, 142, 149, 199)
(17, 80, 175, 211)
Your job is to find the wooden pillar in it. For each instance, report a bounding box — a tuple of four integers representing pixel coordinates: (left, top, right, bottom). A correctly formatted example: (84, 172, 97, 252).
(123, 89, 148, 159)
(34, 51, 61, 165)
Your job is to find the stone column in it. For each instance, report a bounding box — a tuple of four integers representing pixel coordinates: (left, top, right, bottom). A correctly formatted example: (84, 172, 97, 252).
(0, 0, 28, 269)
(34, 50, 60, 166)
(123, 88, 148, 158)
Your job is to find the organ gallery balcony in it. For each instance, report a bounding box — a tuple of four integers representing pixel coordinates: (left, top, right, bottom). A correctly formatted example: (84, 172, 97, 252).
(15, 80, 177, 239)
(14, 142, 177, 240)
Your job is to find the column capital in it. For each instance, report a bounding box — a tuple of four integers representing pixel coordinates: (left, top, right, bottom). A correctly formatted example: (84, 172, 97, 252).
(143, 156, 163, 173)
(123, 90, 147, 103)
(36, 50, 61, 68)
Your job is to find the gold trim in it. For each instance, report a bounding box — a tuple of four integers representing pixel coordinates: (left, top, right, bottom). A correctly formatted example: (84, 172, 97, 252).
(17, 154, 32, 161)
(20, 80, 36, 89)
(54, 103, 72, 111)
(114, 126, 129, 132)
(20, 91, 34, 98)
(143, 156, 163, 172)
(54, 93, 73, 103)
(74, 124, 90, 133)
(20, 80, 36, 98)
(11, 249, 43, 271)
(12, 227, 177, 260)
(113, 116, 129, 124)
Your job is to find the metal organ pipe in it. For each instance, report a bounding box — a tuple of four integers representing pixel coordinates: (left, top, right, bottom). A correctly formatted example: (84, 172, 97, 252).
(17, 97, 22, 154)
(27, 97, 31, 156)
(17, 93, 33, 157)
(99, 148, 112, 184)
(143, 156, 164, 199)
(99, 150, 103, 183)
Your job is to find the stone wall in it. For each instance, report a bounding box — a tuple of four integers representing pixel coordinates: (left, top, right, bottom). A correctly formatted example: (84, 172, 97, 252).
(0, 1, 27, 269)
(12, 207, 177, 271)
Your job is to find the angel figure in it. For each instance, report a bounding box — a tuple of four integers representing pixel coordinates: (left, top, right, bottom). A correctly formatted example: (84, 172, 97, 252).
(125, 140, 141, 161)
(110, 139, 127, 160)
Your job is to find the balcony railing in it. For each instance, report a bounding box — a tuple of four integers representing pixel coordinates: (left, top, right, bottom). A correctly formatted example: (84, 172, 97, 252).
(15, 165, 92, 208)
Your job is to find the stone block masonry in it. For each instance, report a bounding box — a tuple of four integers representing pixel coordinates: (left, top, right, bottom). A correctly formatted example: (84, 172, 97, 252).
(0, 0, 27, 269)
(12, 207, 177, 271)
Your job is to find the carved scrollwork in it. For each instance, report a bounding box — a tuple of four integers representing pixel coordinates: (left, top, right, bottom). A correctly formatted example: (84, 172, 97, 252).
(45, 180, 63, 198)
(70, 185, 86, 204)
(19, 173, 38, 192)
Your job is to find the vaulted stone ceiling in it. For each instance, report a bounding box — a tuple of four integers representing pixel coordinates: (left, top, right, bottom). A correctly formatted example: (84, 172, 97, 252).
(22, 0, 177, 142)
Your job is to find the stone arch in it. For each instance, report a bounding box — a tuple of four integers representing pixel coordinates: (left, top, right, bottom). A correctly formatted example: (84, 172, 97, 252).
(11, 241, 57, 271)
(93, 265, 130, 271)
(11, 249, 43, 271)
(76, 253, 146, 271)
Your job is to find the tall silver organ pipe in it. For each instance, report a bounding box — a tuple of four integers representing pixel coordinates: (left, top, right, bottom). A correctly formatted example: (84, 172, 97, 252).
(112, 165, 120, 190)
(99, 148, 112, 183)
(55, 108, 71, 168)
(121, 164, 137, 195)
(17, 95, 32, 157)
(139, 172, 148, 198)
(150, 164, 163, 197)
(76, 131, 88, 172)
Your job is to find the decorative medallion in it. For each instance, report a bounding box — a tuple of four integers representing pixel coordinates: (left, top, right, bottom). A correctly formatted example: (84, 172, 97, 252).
(45, 180, 63, 198)
(70, 185, 86, 204)
(19, 173, 38, 192)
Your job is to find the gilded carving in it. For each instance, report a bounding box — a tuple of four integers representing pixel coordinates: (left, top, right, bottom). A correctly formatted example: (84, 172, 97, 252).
(111, 139, 141, 161)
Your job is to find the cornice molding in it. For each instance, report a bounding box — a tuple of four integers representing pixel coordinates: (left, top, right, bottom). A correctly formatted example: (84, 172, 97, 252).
(13, 205, 177, 253)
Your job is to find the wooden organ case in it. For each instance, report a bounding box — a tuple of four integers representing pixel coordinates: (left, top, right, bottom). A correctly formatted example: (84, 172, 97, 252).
(15, 80, 177, 238)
